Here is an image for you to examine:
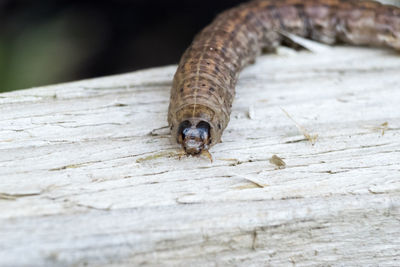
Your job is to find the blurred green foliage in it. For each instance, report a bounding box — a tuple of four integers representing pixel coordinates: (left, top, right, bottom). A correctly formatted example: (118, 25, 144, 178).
(0, 5, 108, 92)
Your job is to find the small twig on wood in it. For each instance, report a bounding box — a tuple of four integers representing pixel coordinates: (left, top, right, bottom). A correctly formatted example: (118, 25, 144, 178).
(281, 107, 318, 145)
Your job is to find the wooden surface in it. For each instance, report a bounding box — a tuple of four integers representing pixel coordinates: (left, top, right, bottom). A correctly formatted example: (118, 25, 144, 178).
(1, 46, 400, 266)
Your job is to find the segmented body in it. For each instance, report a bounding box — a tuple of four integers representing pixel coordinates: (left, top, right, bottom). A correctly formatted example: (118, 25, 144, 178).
(168, 0, 400, 153)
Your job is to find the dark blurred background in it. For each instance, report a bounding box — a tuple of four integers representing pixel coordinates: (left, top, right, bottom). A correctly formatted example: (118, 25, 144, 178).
(0, 0, 248, 92)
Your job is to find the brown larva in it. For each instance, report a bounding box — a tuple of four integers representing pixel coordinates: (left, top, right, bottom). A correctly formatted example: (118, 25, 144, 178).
(167, 0, 400, 157)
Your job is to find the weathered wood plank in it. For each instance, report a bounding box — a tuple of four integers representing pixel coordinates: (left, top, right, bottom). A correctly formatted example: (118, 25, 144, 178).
(1, 46, 400, 266)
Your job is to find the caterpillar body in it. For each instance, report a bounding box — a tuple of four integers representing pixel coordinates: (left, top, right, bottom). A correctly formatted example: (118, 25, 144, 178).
(167, 0, 400, 157)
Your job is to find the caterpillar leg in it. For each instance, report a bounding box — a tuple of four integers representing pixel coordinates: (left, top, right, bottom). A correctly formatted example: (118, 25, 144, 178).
(201, 150, 213, 163)
(177, 149, 186, 160)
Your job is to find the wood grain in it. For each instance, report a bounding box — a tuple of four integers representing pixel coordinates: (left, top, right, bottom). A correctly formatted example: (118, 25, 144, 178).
(1, 46, 400, 266)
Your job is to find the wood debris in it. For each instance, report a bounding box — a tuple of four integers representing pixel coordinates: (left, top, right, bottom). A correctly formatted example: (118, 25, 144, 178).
(364, 121, 389, 136)
(269, 155, 286, 169)
(247, 105, 256, 120)
(136, 151, 178, 163)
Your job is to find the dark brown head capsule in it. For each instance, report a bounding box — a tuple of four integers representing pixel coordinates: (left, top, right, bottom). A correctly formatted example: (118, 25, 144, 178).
(178, 120, 211, 155)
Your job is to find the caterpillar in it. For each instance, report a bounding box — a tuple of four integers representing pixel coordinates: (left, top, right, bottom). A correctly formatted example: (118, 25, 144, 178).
(167, 0, 400, 158)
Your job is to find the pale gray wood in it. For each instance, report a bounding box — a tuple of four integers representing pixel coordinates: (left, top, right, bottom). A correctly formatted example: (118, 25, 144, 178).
(1, 46, 400, 267)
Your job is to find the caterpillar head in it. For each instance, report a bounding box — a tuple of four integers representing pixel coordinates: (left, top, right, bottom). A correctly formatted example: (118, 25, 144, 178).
(178, 120, 211, 155)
